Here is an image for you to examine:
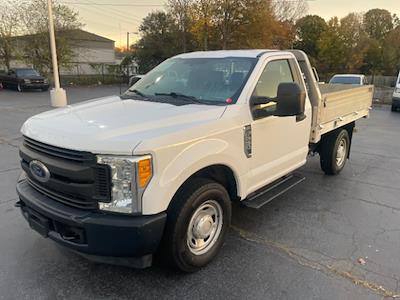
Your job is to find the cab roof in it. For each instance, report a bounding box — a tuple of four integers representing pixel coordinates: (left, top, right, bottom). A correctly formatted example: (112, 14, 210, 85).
(175, 49, 279, 59)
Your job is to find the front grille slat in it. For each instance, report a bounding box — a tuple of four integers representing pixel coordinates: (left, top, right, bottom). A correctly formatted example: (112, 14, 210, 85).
(21, 137, 111, 210)
(23, 136, 94, 162)
(28, 179, 97, 209)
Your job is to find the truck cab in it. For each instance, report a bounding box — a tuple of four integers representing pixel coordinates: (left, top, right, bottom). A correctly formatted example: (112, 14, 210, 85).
(16, 50, 372, 272)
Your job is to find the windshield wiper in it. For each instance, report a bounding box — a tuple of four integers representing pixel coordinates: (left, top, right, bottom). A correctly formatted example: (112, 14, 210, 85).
(121, 89, 149, 100)
(154, 92, 204, 104)
(129, 89, 147, 97)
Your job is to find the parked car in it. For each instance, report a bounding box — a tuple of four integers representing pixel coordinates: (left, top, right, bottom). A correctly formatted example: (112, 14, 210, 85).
(392, 71, 400, 112)
(0, 68, 49, 92)
(16, 50, 373, 272)
(129, 74, 144, 87)
(329, 74, 368, 85)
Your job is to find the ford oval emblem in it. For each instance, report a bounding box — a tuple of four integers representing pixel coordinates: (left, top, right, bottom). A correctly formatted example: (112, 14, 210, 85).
(29, 160, 50, 183)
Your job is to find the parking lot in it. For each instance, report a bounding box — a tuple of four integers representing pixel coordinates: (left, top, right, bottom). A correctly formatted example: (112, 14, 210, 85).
(1, 86, 400, 300)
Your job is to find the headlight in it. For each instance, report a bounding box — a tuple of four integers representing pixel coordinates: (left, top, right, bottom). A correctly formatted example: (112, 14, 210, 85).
(97, 155, 152, 214)
(44, 78, 49, 83)
(395, 88, 400, 93)
(24, 79, 31, 84)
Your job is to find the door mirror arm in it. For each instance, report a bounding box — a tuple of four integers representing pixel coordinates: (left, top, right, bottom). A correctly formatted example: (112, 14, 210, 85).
(250, 95, 275, 106)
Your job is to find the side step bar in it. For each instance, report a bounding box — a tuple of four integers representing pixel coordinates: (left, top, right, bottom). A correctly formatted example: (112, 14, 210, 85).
(242, 173, 305, 209)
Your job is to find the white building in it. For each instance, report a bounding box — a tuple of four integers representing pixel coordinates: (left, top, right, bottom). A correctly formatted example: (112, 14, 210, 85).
(8, 30, 120, 75)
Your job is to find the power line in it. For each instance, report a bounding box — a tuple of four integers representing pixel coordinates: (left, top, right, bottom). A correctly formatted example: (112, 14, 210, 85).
(61, 0, 146, 23)
(61, 2, 164, 7)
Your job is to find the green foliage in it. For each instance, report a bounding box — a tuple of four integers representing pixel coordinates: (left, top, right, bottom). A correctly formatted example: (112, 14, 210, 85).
(135, 11, 182, 73)
(294, 15, 328, 59)
(382, 26, 400, 75)
(317, 18, 346, 74)
(364, 9, 394, 41)
(0, 3, 22, 70)
(135, 0, 308, 71)
(294, 9, 400, 77)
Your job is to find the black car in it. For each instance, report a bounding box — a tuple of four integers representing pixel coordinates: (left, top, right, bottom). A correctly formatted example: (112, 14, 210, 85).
(0, 68, 50, 92)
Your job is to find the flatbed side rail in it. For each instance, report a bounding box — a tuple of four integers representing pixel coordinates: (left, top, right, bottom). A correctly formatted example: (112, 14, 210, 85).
(310, 85, 373, 143)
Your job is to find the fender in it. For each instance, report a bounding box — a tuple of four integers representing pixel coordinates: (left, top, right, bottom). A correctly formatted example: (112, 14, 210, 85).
(141, 138, 248, 215)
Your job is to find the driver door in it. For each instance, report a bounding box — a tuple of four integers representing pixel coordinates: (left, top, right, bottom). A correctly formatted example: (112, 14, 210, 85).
(247, 56, 311, 193)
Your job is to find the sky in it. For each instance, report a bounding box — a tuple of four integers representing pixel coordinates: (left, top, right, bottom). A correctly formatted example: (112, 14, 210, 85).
(61, 0, 400, 47)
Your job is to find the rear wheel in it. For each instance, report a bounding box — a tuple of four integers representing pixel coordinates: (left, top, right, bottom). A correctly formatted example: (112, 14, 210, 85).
(161, 178, 231, 272)
(392, 105, 397, 112)
(319, 129, 350, 175)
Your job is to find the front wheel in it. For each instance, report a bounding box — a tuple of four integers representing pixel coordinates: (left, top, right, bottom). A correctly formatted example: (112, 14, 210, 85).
(392, 105, 397, 112)
(162, 178, 231, 272)
(319, 129, 350, 175)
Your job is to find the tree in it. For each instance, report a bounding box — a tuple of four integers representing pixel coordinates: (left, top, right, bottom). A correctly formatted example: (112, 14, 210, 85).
(364, 9, 394, 41)
(271, 0, 308, 48)
(168, 0, 194, 52)
(19, 0, 82, 74)
(191, 0, 215, 50)
(272, 0, 308, 23)
(0, 2, 22, 70)
(339, 13, 369, 73)
(135, 11, 181, 73)
(294, 15, 328, 58)
(317, 17, 346, 75)
(382, 26, 400, 75)
(213, 0, 244, 49)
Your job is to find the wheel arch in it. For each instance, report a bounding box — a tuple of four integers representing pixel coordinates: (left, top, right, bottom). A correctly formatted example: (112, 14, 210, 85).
(167, 164, 240, 213)
(314, 121, 355, 157)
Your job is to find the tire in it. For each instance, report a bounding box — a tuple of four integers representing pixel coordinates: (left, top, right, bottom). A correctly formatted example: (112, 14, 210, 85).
(392, 105, 397, 112)
(161, 178, 232, 272)
(17, 83, 23, 92)
(42, 87, 49, 92)
(319, 128, 350, 175)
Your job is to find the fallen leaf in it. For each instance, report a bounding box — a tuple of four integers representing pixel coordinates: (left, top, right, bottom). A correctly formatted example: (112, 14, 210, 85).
(358, 258, 366, 265)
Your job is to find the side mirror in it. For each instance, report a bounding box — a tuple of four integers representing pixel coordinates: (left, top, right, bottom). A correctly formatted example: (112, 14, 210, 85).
(275, 82, 306, 120)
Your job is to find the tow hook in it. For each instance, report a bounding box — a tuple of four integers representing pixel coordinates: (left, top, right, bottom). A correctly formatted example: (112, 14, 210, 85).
(15, 201, 24, 208)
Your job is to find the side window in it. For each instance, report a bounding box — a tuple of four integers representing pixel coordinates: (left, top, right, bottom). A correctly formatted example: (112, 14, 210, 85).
(251, 59, 295, 118)
(252, 60, 294, 98)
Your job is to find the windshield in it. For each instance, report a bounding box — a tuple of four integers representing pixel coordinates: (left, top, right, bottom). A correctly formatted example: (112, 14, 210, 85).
(329, 76, 361, 85)
(15, 69, 40, 77)
(124, 57, 257, 105)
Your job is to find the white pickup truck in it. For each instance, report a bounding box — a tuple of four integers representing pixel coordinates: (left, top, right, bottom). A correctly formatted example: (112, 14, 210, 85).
(16, 50, 373, 272)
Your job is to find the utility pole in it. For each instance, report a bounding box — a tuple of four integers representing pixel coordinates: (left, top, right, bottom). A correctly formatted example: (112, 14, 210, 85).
(47, 0, 67, 107)
(126, 31, 138, 80)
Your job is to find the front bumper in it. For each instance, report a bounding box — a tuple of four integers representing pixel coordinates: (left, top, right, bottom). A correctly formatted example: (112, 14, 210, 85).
(392, 97, 400, 108)
(16, 179, 166, 268)
(21, 83, 49, 90)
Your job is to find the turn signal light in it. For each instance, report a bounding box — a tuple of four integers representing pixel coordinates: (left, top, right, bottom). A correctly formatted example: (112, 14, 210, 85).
(138, 158, 152, 188)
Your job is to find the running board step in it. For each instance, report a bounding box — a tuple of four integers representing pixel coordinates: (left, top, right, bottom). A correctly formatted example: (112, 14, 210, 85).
(242, 173, 305, 209)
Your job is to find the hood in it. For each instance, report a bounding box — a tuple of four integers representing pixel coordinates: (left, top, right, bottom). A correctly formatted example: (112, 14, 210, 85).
(21, 96, 226, 155)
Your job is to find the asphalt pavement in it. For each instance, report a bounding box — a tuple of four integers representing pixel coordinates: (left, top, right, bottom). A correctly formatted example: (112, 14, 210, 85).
(0, 86, 400, 300)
